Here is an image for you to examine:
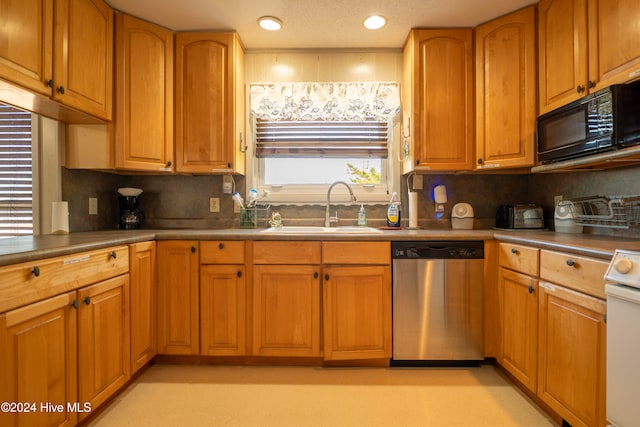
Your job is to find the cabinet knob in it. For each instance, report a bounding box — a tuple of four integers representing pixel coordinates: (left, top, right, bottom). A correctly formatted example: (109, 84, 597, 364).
(576, 85, 585, 93)
(218, 243, 224, 250)
(84, 296, 91, 305)
(528, 285, 535, 294)
(566, 259, 576, 267)
(166, 161, 172, 167)
(57, 86, 65, 94)
(511, 248, 519, 254)
(314, 272, 319, 279)
(191, 246, 196, 253)
(227, 162, 232, 168)
(415, 159, 420, 165)
(109, 251, 117, 259)
(46, 79, 54, 88)
(587, 80, 595, 89)
(71, 299, 78, 309)
(237, 270, 242, 278)
(31, 266, 40, 277)
(324, 274, 330, 281)
(477, 158, 484, 165)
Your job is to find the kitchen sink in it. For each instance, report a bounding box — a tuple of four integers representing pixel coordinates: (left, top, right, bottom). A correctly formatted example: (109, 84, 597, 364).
(260, 226, 384, 234)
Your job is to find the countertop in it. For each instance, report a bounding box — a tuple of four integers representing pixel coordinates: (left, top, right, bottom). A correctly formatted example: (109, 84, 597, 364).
(0, 228, 639, 266)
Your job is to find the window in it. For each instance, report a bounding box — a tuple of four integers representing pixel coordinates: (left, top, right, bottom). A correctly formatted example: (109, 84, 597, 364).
(0, 104, 33, 238)
(249, 82, 400, 204)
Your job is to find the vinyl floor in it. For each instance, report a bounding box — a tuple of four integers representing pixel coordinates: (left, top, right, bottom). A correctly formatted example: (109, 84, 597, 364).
(88, 363, 557, 427)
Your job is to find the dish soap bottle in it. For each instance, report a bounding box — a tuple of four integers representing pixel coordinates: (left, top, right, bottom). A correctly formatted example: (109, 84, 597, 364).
(387, 192, 401, 227)
(358, 204, 367, 226)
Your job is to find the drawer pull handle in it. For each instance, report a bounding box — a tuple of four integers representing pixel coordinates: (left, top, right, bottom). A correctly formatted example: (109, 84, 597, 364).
(71, 299, 78, 309)
(109, 251, 117, 259)
(566, 259, 576, 267)
(528, 285, 535, 294)
(237, 271, 242, 278)
(218, 243, 224, 250)
(31, 266, 40, 277)
(511, 248, 519, 254)
(84, 296, 91, 305)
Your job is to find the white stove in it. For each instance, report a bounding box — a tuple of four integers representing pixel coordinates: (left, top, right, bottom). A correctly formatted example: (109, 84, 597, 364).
(605, 249, 640, 427)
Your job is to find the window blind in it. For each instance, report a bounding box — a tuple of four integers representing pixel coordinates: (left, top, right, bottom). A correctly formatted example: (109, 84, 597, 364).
(255, 120, 389, 158)
(0, 104, 33, 238)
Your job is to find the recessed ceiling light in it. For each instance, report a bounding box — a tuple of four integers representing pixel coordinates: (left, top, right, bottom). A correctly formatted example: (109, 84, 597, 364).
(258, 16, 282, 31)
(363, 15, 386, 30)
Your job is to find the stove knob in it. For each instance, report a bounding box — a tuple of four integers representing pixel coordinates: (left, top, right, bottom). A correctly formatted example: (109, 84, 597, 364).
(614, 258, 633, 274)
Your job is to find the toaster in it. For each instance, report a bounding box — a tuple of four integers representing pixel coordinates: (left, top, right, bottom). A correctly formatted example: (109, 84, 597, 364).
(496, 204, 544, 229)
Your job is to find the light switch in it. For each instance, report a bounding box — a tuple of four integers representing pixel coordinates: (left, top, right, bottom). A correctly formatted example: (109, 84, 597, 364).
(89, 198, 98, 215)
(209, 197, 220, 213)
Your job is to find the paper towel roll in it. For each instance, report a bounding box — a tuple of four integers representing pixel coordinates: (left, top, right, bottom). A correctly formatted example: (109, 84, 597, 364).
(51, 201, 69, 235)
(408, 192, 418, 228)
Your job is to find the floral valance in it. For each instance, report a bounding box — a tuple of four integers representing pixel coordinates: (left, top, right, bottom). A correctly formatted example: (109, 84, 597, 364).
(250, 82, 400, 122)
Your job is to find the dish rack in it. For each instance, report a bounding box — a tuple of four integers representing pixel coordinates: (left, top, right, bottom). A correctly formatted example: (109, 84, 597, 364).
(566, 195, 640, 229)
(239, 204, 271, 229)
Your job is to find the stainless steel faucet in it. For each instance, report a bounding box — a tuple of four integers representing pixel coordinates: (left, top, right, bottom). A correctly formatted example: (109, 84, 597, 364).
(325, 181, 357, 227)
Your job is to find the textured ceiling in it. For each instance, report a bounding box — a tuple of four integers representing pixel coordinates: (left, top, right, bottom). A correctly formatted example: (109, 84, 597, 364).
(105, 0, 535, 50)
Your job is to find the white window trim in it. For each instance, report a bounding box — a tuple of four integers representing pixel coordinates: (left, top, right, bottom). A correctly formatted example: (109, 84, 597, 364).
(246, 119, 401, 205)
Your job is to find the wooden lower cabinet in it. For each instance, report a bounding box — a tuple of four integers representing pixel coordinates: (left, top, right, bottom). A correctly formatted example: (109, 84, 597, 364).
(129, 241, 157, 374)
(157, 241, 199, 355)
(77, 274, 130, 421)
(537, 282, 606, 427)
(323, 266, 391, 360)
(252, 265, 321, 357)
(0, 292, 78, 427)
(200, 265, 246, 356)
(498, 267, 538, 392)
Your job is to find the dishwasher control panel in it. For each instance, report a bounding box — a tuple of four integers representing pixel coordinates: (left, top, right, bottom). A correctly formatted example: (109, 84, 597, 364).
(392, 241, 484, 259)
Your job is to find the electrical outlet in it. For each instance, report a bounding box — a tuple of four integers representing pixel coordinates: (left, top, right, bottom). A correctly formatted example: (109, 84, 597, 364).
(209, 197, 220, 213)
(89, 198, 98, 215)
(233, 200, 241, 213)
(554, 195, 563, 206)
(412, 175, 423, 190)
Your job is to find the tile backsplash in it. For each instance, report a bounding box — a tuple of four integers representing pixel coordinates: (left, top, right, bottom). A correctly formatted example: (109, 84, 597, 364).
(62, 165, 640, 238)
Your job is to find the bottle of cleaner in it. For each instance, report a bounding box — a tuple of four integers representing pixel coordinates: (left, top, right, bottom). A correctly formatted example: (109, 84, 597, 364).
(387, 192, 401, 227)
(358, 204, 367, 226)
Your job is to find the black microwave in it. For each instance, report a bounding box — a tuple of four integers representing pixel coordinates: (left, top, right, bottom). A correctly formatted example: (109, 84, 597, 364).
(537, 81, 640, 163)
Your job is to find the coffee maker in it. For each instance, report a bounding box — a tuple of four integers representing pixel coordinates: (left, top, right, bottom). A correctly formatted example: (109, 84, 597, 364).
(117, 188, 144, 229)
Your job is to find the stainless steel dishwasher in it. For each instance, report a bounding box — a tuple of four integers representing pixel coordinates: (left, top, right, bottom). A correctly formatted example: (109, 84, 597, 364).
(391, 241, 484, 365)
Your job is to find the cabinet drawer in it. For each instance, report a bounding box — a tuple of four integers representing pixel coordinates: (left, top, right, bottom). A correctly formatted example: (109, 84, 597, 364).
(322, 242, 390, 265)
(253, 241, 321, 265)
(200, 241, 245, 264)
(499, 243, 539, 276)
(0, 246, 129, 313)
(539, 250, 609, 299)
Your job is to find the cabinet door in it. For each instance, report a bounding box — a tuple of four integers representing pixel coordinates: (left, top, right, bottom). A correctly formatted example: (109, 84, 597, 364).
(0, 0, 53, 96)
(175, 32, 245, 173)
(475, 6, 536, 169)
(589, 0, 640, 88)
(53, 0, 113, 120)
(115, 13, 174, 172)
(252, 265, 321, 357)
(200, 265, 246, 356)
(157, 241, 199, 355)
(77, 274, 129, 421)
(129, 241, 157, 374)
(538, 0, 589, 114)
(323, 266, 391, 361)
(538, 282, 606, 427)
(0, 292, 77, 427)
(498, 268, 538, 392)
(402, 29, 474, 172)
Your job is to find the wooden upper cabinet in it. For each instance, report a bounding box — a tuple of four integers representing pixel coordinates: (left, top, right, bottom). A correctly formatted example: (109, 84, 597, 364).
(539, 0, 640, 115)
(589, 0, 640, 89)
(538, 0, 589, 114)
(402, 29, 474, 172)
(0, 0, 54, 96)
(114, 13, 174, 172)
(475, 6, 536, 169)
(53, 0, 113, 120)
(175, 32, 246, 174)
